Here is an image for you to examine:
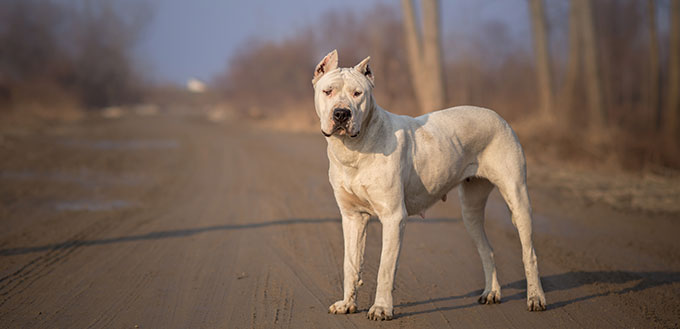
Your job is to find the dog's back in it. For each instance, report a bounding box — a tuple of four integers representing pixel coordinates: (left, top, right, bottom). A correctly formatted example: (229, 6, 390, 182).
(386, 106, 526, 216)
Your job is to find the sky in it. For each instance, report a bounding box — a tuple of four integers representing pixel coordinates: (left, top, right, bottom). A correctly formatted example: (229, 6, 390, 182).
(132, 0, 531, 85)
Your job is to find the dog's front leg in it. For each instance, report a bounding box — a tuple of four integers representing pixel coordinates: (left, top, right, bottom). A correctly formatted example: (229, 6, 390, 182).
(329, 212, 369, 315)
(368, 208, 406, 321)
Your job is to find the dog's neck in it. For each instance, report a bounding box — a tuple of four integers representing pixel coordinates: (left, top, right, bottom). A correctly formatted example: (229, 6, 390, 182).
(326, 100, 388, 168)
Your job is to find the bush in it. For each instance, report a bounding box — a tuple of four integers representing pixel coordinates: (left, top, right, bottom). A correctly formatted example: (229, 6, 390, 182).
(0, 0, 150, 115)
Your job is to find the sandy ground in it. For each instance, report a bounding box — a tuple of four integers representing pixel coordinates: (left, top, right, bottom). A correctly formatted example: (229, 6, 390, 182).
(0, 113, 679, 328)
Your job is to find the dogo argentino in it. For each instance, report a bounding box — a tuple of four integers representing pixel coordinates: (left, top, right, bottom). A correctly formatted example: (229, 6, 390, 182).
(313, 50, 546, 321)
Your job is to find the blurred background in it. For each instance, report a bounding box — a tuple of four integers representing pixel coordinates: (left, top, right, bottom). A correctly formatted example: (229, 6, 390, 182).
(1, 0, 679, 171)
(2, 3, 680, 326)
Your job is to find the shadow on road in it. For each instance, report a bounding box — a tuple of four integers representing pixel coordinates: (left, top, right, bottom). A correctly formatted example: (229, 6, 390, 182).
(0, 217, 459, 256)
(502, 270, 680, 309)
(395, 270, 680, 318)
(394, 290, 483, 317)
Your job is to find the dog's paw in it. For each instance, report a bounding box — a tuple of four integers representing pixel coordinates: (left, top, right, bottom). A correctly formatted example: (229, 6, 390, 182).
(367, 304, 393, 321)
(527, 294, 546, 311)
(328, 300, 357, 314)
(478, 290, 501, 304)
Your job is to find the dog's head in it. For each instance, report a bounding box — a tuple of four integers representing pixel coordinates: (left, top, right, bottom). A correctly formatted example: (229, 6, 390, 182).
(312, 50, 375, 138)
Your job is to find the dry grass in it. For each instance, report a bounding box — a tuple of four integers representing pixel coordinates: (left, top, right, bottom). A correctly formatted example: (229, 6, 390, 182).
(528, 164, 680, 215)
(0, 83, 84, 129)
(241, 103, 680, 215)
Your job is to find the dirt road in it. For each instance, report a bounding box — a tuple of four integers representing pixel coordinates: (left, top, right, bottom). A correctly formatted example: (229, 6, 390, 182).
(0, 114, 678, 328)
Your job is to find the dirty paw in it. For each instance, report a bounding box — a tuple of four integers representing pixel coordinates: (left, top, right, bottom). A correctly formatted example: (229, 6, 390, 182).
(328, 300, 357, 314)
(478, 290, 501, 304)
(527, 294, 546, 311)
(367, 304, 393, 321)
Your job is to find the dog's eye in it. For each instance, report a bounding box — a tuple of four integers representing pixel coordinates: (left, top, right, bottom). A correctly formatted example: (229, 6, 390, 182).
(353, 91, 363, 97)
(323, 89, 332, 96)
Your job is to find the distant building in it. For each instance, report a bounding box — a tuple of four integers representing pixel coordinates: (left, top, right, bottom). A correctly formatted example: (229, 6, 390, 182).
(187, 78, 206, 93)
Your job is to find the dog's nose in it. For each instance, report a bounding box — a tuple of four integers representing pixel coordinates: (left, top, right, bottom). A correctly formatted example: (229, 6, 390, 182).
(333, 108, 351, 124)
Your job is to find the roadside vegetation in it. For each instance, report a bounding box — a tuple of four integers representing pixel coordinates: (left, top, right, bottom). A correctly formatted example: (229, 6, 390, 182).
(1, 0, 678, 173)
(0, 0, 151, 121)
(213, 1, 680, 173)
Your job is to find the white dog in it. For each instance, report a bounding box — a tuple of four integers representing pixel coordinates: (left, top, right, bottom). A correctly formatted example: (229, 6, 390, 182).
(313, 50, 546, 321)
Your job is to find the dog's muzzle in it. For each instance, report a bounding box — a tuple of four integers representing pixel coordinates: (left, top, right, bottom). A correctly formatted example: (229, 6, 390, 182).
(321, 108, 359, 137)
(332, 108, 351, 125)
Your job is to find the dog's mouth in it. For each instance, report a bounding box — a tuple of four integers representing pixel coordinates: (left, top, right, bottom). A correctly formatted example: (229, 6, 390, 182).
(321, 125, 359, 138)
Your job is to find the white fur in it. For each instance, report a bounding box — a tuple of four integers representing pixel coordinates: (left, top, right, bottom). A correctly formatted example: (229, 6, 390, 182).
(314, 50, 546, 321)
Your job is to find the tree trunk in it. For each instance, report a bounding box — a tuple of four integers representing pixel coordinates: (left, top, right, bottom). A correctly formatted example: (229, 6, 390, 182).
(401, 0, 446, 114)
(529, 0, 554, 120)
(648, 0, 661, 129)
(421, 0, 446, 112)
(577, 0, 606, 129)
(667, 0, 680, 140)
(562, 0, 582, 120)
(401, 0, 426, 111)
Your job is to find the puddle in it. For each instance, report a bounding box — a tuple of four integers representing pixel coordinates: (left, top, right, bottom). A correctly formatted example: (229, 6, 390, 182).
(60, 139, 179, 150)
(55, 200, 135, 211)
(0, 169, 146, 188)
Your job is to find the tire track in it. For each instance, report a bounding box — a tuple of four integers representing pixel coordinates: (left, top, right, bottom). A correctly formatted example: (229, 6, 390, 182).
(0, 120, 198, 310)
(265, 242, 358, 329)
(0, 230, 95, 308)
(1, 115, 678, 328)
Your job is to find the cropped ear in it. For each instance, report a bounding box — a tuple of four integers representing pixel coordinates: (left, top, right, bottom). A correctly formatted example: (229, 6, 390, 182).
(312, 49, 338, 85)
(354, 56, 374, 86)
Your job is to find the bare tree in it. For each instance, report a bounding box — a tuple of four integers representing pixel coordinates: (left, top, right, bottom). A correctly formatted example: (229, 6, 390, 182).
(667, 0, 680, 139)
(529, 0, 554, 120)
(576, 0, 606, 129)
(0, 0, 150, 112)
(73, 1, 151, 108)
(647, 0, 661, 129)
(562, 0, 582, 119)
(401, 0, 446, 113)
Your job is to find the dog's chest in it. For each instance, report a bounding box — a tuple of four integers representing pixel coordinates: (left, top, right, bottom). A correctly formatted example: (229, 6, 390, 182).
(331, 161, 396, 215)
(337, 185, 373, 214)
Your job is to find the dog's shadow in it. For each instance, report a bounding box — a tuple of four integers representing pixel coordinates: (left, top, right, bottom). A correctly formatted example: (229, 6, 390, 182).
(394, 270, 680, 318)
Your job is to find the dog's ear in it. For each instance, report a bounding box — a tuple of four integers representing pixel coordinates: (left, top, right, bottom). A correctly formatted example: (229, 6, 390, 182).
(354, 56, 374, 86)
(313, 49, 338, 85)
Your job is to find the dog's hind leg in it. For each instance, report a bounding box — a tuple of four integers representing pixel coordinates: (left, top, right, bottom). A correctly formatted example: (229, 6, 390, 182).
(494, 175, 547, 311)
(458, 177, 501, 304)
